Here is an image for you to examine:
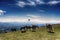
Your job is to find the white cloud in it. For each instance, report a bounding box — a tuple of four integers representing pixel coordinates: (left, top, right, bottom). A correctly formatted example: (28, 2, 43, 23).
(27, 1, 36, 6)
(16, 1, 36, 7)
(48, 1, 60, 5)
(16, 0, 45, 7)
(26, 14, 60, 23)
(16, 1, 26, 7)
(26, 14, 40, 19)
(16, 0, 60, 7)
(0, 16, 60, 24)
(34, 0, 45, 4)
(0, 17, 27, 22)
(0, 10, 6, 15)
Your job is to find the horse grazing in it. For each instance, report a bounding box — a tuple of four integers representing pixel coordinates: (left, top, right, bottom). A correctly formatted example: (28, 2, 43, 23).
(11, 28, 16, 32)
(20, 26, 26, 33)
(31, 25, 37, 32)
(46, 24, 54, 33)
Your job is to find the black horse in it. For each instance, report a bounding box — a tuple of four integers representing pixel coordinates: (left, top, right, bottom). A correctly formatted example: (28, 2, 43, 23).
(11, 28, 16, 32)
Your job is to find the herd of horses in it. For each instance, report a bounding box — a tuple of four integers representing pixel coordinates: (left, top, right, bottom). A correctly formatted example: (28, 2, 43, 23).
(0, 25, 39, 33)
(10, 25, 39, 33)
(20, 25, 39, 33)
(11, 24, 54, 33)
(0, 24, 54, 33)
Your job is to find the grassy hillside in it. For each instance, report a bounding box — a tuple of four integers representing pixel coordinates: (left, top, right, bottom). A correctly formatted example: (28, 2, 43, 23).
(0, 25, 60, 40)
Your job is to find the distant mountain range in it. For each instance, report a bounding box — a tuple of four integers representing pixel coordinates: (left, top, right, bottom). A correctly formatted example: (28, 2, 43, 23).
(0, 22, 46, 28)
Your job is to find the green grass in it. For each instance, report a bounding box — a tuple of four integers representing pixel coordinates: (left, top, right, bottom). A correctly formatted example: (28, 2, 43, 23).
(0, 25, 60, 40)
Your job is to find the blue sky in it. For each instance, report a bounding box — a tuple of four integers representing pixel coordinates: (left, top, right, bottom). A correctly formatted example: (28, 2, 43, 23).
(0, 0, 60, 23)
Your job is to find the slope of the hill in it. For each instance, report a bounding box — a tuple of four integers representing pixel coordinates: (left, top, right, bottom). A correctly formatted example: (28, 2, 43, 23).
(0, 24, 60, 40)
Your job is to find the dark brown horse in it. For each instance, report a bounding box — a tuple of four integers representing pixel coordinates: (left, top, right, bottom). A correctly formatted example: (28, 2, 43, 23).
(46, 24, 54, 33)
